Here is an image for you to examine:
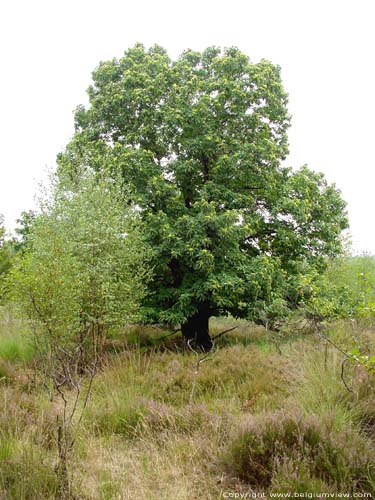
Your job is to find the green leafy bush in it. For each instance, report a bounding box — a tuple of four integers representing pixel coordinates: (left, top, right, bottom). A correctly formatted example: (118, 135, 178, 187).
(10, 173, 152, 368)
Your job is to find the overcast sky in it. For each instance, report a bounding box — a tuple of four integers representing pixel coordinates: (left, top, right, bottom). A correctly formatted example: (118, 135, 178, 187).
(0, 0, 374, 253)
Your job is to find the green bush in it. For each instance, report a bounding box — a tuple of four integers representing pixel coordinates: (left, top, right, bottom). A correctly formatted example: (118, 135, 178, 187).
(10, 173, 152, 370)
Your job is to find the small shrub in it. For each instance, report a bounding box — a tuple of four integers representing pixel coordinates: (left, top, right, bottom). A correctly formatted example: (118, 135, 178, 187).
(222, 410, 375, 493)
(271, 460, 335, 494)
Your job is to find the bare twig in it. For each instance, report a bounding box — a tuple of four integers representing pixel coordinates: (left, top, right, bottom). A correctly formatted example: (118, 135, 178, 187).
(187, 338, 197, 354)
(188, 339, 215, 404)
(316, 331, 348, 357)
(68, 384, 81, 426)
(55, 382, 68, 424)
(341, 358, 354, 393)
(71, 363, 98, 448)
(75, 362, 98, 430)
(316, 330, 354, 393)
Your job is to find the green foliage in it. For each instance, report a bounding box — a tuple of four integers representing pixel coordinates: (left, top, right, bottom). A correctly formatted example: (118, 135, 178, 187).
(0, 216, 14, 302)
(349, 349, 375, 375)
(56, 44, 348, 332)
(314, 255, 375, 322)
(13, 210, 37, 253)
(0, 211, 38, 302)
(297, 269, 352, 322)
(326, 255, 375, 299)
(276, 255, 375, 325)
(10, 173, 151, 363)
(0, 215, 4, 248)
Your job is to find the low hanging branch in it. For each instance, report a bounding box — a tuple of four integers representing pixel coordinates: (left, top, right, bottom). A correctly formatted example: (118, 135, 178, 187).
(151, 328, 181, 342)
(316, 330, 349, 357)
(212, 326, 239, 341)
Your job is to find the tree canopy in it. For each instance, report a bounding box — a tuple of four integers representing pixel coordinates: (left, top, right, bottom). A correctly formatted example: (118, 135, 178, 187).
(57, 44, 348, 350)
(13, 210, 37, 253)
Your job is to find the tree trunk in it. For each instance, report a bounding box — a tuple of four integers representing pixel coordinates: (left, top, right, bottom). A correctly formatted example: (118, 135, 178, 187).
(181, 305, 213, 352)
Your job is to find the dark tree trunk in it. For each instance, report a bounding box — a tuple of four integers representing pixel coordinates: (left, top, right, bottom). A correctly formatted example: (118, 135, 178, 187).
(181, 304, 213, 352)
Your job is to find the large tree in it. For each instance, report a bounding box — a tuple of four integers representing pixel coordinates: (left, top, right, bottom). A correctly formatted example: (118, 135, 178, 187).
(57, 44, 348, 351)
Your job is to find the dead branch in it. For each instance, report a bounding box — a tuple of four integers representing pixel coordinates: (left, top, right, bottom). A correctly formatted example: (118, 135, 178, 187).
(188, 339, 215, 404)
(151, 328, 181, 341)
(341, 358, 354, 393)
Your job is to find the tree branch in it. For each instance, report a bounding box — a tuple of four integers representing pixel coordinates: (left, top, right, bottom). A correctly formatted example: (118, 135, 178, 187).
(151, 329, 181, 341)
(341, 358, 354, 393)
(316, 330, 354, 393)
(212, 326, 238, 340)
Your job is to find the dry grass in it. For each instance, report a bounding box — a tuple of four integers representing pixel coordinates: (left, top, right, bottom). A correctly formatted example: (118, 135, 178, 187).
(222, 410, 375, 493)
(2, 312, 375, 498)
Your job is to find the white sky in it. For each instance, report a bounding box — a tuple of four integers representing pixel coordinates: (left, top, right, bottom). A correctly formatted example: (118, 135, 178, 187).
(0, 0, 374, 253)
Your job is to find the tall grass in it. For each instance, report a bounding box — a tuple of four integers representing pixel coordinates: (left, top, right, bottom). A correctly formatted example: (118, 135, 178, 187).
(2, 313, 375, 498)
(0, 304, 34, 364)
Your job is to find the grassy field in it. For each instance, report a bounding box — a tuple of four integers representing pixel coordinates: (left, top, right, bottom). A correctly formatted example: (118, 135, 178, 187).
(1, 306, 375, 499)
